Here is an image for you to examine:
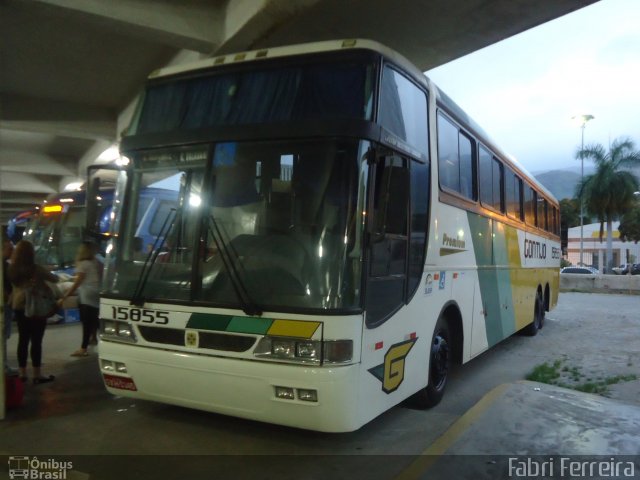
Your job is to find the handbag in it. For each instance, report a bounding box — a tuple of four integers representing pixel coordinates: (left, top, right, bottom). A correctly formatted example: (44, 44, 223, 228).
(24, 277, 57, 318)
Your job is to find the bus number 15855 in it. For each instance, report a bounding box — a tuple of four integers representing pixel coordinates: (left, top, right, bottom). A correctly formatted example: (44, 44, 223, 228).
(110, 306, 169, 324)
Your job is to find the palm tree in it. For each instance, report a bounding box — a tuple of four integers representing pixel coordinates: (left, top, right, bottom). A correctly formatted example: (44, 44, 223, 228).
(575, 137, 640, 273)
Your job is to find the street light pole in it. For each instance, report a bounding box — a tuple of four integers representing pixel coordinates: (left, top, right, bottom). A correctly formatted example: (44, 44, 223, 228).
(572, 114, 594, 266)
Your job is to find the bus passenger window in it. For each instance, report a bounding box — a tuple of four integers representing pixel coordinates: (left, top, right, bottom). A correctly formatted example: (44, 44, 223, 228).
(459, 133, 475, 200)
(479, 147, 503, 212)
(437, 113, 460, 192)
(438, 112, 476, 201)
(492, 157, 504, 212)
(506, 168, 523, 220)
(479, 146, 492, 207)
(538, 198, 548, 231)
(524, 187, 536, 226)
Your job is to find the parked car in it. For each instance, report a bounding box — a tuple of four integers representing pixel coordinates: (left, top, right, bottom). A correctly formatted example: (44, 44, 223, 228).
(612, 264, 630, 275)
(621, 263, 640, 275)
(560, 266, 599, 274)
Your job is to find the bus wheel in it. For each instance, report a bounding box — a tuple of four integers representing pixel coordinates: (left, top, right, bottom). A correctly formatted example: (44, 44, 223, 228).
(410, 316, 451, 409)
(523, 292, 544, 336)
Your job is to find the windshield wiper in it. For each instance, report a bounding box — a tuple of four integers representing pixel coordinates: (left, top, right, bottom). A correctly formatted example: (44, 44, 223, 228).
(131, 208, 176, 306)
(208, 214, 262, 316)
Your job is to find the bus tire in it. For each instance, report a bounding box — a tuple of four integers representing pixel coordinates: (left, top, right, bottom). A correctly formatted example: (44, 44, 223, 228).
(410, 316, 451, 409)
(523, 292, 544, 336)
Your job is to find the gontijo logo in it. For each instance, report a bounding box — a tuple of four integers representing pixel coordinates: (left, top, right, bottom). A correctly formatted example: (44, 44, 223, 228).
(368, 338, 417, 393)
(523, 239, 546, 259)
(8, 456, 73, 479)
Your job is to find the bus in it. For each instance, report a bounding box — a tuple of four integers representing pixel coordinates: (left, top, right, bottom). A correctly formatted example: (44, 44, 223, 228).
(98, 39, 560, 432)
(6, 209, 36, 243)
(24, 189, 91, 275)
(23, 168, 174, 275)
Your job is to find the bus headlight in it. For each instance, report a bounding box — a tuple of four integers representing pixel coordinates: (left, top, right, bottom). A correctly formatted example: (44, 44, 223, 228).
(296, 341, 318, 359)
(272, 339, 295, 358)
(254, 337, 352, 364)
(100, 319, 137, 343)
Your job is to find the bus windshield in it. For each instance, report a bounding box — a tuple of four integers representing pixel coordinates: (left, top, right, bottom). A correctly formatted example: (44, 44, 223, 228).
(28, 205, 85, 271)
(104, 138, 369, 312)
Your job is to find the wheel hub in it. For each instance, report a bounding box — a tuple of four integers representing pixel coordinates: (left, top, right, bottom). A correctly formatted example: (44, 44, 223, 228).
(431, 334, 449, 389)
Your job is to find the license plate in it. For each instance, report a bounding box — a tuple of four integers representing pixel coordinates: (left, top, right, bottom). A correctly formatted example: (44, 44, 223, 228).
(103, 374, 137, 391)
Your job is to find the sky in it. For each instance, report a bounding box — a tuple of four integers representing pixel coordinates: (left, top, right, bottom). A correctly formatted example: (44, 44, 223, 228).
(425, 0, 640, 175)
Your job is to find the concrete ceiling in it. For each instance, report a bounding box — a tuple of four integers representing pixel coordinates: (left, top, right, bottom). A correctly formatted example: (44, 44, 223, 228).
(0, 0, 598, 224)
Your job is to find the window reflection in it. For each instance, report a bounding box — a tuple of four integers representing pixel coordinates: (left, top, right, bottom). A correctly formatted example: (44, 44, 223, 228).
(105, 139, 369, 312)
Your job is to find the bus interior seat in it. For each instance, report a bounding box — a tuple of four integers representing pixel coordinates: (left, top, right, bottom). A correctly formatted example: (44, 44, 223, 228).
(211, 163, 264, 240)
(267, 179, 292, 233)
(291, 150, 334, 232)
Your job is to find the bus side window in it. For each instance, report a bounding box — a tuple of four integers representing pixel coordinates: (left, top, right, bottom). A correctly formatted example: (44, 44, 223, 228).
(372, 157, 408, 242)
(437, 113, 460, 193)
(366, 154, 409, 327)
(524, 186, 536, 226)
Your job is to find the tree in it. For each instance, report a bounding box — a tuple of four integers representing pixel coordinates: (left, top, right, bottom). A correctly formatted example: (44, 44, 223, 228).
(619, 204, 640, 244)
(575, 137, 640, 273)
(559, 198, 584, 256)
(559, 198, 585, 228)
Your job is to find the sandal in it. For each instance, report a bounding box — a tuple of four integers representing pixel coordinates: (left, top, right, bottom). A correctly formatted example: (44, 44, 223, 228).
(33, 375, 55, 385)
(70, 350, 89, 357)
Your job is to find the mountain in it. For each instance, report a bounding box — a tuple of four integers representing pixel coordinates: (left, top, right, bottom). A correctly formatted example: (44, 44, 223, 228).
(534, 165, 640, 201)
(535, 170, 581, 200)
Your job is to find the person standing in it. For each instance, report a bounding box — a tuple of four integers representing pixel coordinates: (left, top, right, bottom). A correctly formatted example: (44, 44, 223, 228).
(8, 240, 59, 384)
(2, 234, 16, 373)
(59, 242, 102, 357)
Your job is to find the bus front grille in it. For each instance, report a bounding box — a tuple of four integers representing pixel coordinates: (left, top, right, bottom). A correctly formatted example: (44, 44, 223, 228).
(137, 326, 256, 352)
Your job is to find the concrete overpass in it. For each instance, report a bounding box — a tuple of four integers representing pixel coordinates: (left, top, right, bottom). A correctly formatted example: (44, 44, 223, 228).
(0, 0, 598, 224)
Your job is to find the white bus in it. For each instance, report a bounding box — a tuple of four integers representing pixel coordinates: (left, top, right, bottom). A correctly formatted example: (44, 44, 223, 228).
(98, 39, 560, 432)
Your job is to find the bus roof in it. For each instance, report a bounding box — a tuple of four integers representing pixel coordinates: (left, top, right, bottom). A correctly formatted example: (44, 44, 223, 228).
(148, 39, 416, 80)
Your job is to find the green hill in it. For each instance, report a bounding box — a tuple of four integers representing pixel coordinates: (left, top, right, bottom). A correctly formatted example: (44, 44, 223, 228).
(535, 170, 581, 200)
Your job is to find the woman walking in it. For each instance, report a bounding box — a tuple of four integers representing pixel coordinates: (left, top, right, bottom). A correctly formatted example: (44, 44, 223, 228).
(8, 240, 59, 384)
(60, 242, 102, 357)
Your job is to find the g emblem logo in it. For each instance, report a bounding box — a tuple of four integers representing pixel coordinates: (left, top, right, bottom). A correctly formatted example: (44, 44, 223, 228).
(368, 338, 417, 394)
(185, 330, 199, 348)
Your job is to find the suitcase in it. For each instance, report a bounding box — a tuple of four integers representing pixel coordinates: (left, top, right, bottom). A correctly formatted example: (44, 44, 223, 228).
(5, 373, 24, 408)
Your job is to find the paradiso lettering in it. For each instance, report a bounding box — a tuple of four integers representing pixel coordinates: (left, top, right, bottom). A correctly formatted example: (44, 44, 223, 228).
(524, 239, 546, 259)
(442, 233, 465, 249)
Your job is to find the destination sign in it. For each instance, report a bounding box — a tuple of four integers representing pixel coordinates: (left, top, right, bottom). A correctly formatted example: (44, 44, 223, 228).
(139, 148, 208, 165)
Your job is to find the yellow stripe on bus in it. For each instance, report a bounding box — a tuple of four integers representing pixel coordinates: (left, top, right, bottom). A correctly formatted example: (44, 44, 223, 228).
(267, 320, 321, 339)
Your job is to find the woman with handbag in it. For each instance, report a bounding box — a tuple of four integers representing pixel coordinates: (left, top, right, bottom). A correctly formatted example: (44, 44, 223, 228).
(8, 240, 59, 384)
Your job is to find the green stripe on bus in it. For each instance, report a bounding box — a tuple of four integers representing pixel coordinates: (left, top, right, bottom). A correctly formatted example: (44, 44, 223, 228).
(467, 213, 515, 347)
(492, 224, 516, 338)
(186, 313, 233, 331)
(186, 313, 274, 334)
(227, 316, 273, 334)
